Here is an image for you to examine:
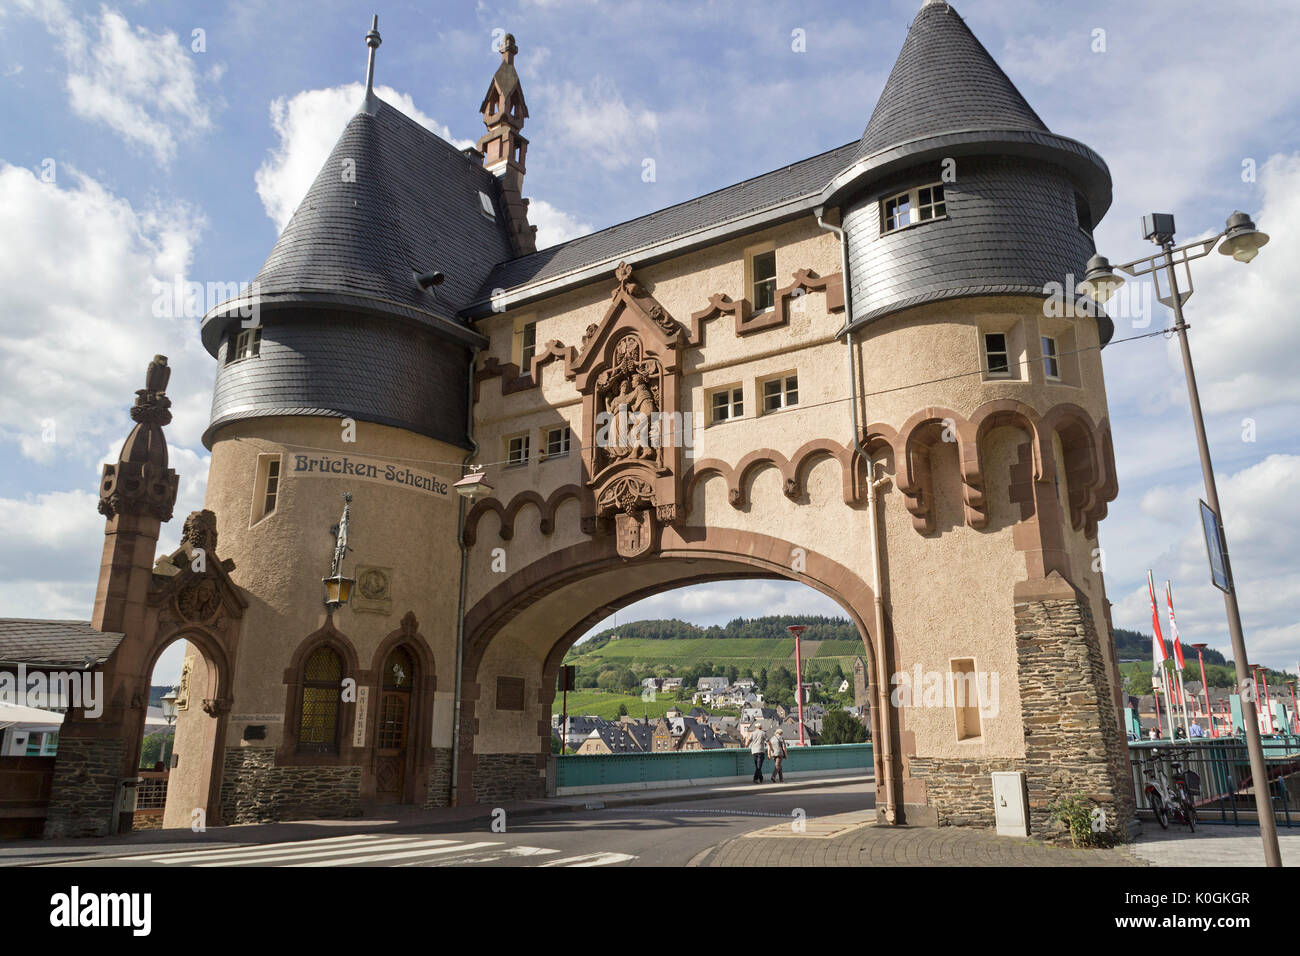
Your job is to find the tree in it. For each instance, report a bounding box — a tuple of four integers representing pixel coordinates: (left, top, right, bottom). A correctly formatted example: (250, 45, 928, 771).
(820, 709, 868, 744)
(759, 667, 768, 691)
(618, 703, 628, 716)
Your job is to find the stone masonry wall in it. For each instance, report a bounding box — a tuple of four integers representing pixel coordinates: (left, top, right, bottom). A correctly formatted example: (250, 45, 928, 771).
(220, 748, 361, 824)
(472, 753, 545, 804)
(1014, 589, 1136, 840)
(423, 746, 453, 808)
(906, 586, 1136, 840)
(44, 737, 127, 839)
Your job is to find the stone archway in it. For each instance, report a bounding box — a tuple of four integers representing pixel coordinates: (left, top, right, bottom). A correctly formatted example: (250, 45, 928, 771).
(456, 526, 896, 811)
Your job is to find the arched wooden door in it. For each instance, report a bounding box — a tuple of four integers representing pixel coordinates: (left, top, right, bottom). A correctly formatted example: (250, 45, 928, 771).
(374, 646, 415, 802)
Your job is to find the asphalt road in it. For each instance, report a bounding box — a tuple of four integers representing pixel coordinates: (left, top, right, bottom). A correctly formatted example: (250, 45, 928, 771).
(23, 782, 873, 868)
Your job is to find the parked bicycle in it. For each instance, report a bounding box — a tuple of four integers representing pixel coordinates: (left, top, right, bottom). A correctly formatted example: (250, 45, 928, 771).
(1142, 748, 1199, 831)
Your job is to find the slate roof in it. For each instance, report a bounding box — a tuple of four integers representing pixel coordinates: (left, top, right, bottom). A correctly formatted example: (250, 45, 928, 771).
(0, 620, 125, 668)
(856, 1, 1047, 160)
(201, 93, 511, 356)
(466, 143, 858, 314)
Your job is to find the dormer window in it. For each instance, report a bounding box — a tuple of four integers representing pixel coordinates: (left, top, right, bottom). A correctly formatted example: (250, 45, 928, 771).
(479, 191, 496, 219)
(881, 183, 947, 233)
(225, 327, 261, 365)
(1074, 192, 1093, 234)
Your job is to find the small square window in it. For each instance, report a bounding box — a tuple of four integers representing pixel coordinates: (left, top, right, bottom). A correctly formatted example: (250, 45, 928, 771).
(710, 387, 743, 424)
(882, 183, 946, 233)
(984, 333, 1010, 377)
(506, 434, 530, 467)
(544, 425, 571, 459)
(520, 322, 537, 370)
(917, 184, 946, 221)
(1042, 336, 1060, 380)
(226, 327, 261, 365)
(751, 250, 777, 312)
(1074, 192, 1092, 233)
(883, 192, 911, 232)
(762, 374, 798, 413)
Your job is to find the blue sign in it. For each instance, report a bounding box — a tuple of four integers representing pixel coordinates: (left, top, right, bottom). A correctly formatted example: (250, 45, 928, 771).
(1200, 499, 1232, 593)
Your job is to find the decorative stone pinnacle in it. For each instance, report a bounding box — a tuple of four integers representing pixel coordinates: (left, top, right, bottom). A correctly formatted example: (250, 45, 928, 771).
(130, 354, 173, 427)
(500, 32, 517, 63)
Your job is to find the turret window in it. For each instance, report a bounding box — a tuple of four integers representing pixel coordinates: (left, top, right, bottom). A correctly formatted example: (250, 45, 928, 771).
(983, 333, 1011, 377)
(225, 327, 261, 365)
(1042, 336, 1061, 380)
(881, 183, 947, 233)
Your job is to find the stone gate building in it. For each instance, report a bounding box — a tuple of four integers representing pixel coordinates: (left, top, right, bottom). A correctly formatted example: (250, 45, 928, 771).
(45, 1, 1134, 837)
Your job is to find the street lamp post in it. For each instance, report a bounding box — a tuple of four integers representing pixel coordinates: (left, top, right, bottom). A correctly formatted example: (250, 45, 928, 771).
(159, 686, 178, 769)
(786, 625, 807, 746)
(1082, 210, 1282, 867)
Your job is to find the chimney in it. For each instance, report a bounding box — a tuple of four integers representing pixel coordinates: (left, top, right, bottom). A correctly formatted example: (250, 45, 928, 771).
(477, 33, 538, 255)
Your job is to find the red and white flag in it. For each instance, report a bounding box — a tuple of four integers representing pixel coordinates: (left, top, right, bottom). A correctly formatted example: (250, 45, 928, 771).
(1148, 571, 1168, 667)
(1165, 581, 1186, 669)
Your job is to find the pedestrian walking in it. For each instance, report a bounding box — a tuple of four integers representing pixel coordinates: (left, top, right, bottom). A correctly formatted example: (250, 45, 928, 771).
(749, 725, 768, 783)
(766, 728, 788, 783)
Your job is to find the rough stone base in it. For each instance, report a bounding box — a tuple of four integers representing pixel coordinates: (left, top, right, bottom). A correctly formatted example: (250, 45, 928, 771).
(472, 752, 545, 804)
(1013, 581, 1136, 841)
(220, 748, 362, 824)
(423, 747, 453, 808)
(898, 579, 1136, 842)
(44, 737, 127, 839)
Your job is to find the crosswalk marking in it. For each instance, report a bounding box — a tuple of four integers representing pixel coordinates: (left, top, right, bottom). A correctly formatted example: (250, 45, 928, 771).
(59, 833, 638, 868)
(288, 841, 498, 867)
(195, 838, 452, 867)
(417, 845, 561, 866)
(538, 851, 636, 867)
(155, 835, 392, 863)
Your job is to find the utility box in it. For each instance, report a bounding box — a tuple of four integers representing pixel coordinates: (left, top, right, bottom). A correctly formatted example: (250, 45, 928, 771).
(992, 771, 1029, 837)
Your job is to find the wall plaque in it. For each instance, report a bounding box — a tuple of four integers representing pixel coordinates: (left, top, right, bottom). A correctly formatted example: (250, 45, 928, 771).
(353, 566, 393, 615)
(496, 676, 526, 712)
(352, 685, 371, 746)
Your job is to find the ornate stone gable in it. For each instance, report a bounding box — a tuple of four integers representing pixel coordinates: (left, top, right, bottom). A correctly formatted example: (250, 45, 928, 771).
(568, 263, 685, 554)
(151, 509, 248, 633)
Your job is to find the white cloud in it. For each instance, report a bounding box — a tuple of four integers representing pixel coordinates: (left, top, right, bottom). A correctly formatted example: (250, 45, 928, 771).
(1113, 454, 1300, 671)
(18, 1, 217, 166)
(254, 83, 474, 232)
(0, 162, 210, 464)
(528, 198, 592, 249)
(539, 76, 659, 171)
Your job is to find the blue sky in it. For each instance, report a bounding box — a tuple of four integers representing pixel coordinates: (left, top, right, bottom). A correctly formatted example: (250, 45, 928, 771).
(0, 0, 1296, 683)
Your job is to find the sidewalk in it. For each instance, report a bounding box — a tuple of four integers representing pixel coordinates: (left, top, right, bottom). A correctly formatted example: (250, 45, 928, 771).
(0, 773, 869, 866)
(695, 814, 1300, 867)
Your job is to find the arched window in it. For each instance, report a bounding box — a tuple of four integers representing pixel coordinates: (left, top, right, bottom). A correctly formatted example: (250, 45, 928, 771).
(298, 645, 343, 753)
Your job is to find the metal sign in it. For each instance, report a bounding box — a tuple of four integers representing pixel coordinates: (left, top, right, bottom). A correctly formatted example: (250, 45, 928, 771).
(1199, 500, 1232, 593)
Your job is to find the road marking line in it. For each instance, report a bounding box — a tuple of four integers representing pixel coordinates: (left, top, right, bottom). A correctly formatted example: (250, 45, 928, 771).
(286, 841, 497, 867)
(195, 838, 447, 867)
(414, 846, 561, 867)
(151, 835, 390, 863)
(538, 851, 636, 867)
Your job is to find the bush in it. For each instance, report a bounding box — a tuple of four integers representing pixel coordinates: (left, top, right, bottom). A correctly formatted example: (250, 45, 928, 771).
(1046, 792, 1112, 847)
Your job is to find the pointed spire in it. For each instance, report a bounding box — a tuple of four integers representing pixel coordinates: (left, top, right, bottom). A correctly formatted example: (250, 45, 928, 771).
(856, 2, 1046, 159)
(364, 15, 381, 97)
(98, 355, 179, 521)
(478, 33, 537, 255)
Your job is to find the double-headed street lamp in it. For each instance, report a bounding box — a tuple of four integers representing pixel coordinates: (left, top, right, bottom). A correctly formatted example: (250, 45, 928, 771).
(1080, 210, 1281, 867)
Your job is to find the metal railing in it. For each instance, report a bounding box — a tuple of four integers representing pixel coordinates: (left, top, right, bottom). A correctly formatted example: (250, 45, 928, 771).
(1129, 737, 1300, 827)
(555, 742, 872, 792)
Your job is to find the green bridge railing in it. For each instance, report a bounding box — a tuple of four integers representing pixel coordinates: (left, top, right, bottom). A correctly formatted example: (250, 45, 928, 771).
(555, 743, 873, 792)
